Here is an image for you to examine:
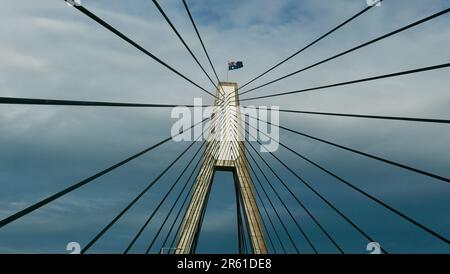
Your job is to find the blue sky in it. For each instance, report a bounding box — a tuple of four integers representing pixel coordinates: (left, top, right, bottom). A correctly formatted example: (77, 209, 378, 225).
(0, 0, 449, 253)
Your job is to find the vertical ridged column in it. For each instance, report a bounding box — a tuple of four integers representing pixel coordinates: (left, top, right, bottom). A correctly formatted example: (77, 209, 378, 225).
(175, 82, 267, 254)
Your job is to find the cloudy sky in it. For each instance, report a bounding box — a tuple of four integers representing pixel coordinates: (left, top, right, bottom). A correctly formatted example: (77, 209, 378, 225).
(0, 0, 449, 253)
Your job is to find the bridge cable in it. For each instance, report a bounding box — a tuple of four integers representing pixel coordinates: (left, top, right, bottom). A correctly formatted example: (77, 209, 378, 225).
(65, 1, 218, 100)
(235, 171, 245, 254)
(222, 102, 284, 253)
(124, 138, 207, 254)
(165, 111, 231, 253)
(0, 118, 208, 230)
(227, 124, 315, 253)
(225, 124, 317, 254)
(182, 0, 222, 88)
(125, 109, 232, 254)
(239, 7, 450, 96)
(240, 118, 387, 253)
(81, 120, 209, 253)
(152, 0, 220, 92)
(234, 169, 255, 254)
(6, 95, 448, 125)
(0, 96, 210, 108)
(246, 155, 301, 254)
(256, 117, 450, 185)
(245, 138, 345, 253)
(158, 166, 201, 254)
(243, 106, 450, 124)
(223, 122, 301, 253)
(238, 0, 382, 92)
(141, 140, 205, 254)
(241, 62, 450, 101)
(162, 121, 247, 253)
(242, 117, 450, 245)
(249, 173, 286, 254)
(144, 127, 226, 254)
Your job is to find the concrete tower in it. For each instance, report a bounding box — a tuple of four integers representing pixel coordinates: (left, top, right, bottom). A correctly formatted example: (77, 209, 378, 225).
(175, 82, 268, 254)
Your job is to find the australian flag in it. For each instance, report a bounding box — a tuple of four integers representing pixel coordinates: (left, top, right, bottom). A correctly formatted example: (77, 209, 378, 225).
(228, 61, 243, 71)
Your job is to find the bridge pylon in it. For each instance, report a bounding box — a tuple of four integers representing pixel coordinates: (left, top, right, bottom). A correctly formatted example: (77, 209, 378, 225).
(175, 82, 268, 254)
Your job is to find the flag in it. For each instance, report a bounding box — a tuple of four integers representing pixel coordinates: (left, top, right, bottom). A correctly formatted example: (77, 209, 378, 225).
(228, 61, 243, 71)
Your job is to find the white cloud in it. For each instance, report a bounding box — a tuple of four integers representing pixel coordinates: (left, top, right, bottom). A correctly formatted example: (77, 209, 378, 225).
(0, 47, 48, 70)
(0, 0, 449, 253)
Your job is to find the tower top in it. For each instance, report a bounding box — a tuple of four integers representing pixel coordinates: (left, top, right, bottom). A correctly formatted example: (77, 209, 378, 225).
(218, 81, 238, 88)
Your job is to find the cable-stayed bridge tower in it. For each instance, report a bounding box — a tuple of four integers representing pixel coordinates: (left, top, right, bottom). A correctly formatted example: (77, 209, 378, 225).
(175, 82, 268, 254)
(0, 1, 449, 255)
